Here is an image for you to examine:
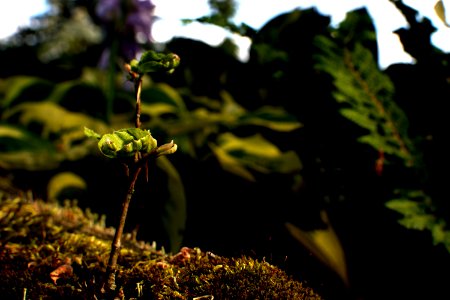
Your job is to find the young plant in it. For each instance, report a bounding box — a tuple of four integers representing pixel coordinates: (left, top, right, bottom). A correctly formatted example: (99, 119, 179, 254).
(85, 49, 180, 295)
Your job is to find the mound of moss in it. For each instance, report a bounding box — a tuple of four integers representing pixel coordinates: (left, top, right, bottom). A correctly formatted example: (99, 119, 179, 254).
(0, 192, 322, 299)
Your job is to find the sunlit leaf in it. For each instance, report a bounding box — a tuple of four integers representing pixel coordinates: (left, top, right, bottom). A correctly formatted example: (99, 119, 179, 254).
(95, 128, 157, 158)
(3, 101, 109, 139)
(240, 106, 303, 132)
(47, 172, 87, 201)
(1, 76, 53, 109)
(210, 133, 302, 180)
(220, 90, 247, 117)
(142, 83, 187, 108)
(140, 103, 180, 121)
(340, 108, 376, 132)
(0, 124, 59, 170)
(398, 214, 435, 230)
(218, 132, 281, 157)
(210, 142, 255, 181)
(3, 102, 109, 163)
(358, 135, 405, 158)
(385, 198, 423, 215)
(285, 210, 348, 286)
(435, 0, 450, 27)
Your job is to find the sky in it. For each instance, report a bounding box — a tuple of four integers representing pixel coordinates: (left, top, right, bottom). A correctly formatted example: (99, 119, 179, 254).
(0, 0, 449, 69)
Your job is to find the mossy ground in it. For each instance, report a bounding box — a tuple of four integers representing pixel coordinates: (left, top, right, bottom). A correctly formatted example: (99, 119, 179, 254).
(0, 191, 323, 299)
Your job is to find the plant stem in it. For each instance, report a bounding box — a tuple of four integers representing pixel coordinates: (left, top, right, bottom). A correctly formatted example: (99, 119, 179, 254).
(104, 76, 144, 293)
(134, 76, 143, 129)
(105, 164, 142, 292)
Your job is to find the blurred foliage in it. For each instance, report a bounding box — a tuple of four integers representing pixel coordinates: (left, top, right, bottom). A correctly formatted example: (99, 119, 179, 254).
(0, 0, 449, 299)
(183, 0, 254, 37)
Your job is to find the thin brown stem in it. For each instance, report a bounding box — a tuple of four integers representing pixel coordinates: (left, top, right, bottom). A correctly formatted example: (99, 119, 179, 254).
(134, 77, 143, 129)
(104, 76, 144, 294)
(105, 164, 142, 292)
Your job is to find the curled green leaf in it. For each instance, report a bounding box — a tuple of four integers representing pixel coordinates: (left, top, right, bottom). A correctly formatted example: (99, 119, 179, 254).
(156, 140, 178, 157)
(85, 127, 158, 159)
(130, 50, 180, 75)
(84, 127, 102, 140)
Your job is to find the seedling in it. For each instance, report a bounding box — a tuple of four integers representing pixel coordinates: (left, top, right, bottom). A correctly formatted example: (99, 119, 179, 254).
(85, 50, 180, 295)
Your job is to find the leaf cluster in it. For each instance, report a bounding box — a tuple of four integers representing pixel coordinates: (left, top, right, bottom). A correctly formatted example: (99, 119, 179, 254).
(313, 3, 450, 252)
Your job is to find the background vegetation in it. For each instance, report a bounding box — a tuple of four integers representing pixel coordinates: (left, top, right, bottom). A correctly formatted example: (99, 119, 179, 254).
(1, 0, 449, 299)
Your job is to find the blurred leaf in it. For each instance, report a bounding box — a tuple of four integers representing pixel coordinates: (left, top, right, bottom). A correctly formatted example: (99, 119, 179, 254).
(47, 172, 87, 201)
(145, 83, 188, 112)
(218, 132, 281, 158)
(339, 108, 376, 132)
(156, 156, 187, 253)
(140, 103, 180, 122)
(240, 106, 303, 132)
(431, 223, 450, 245)
(252, 43, 289, 65)
(2, 102, 109, 162)
(435, 0, 450, 27)
(285, 211, 348, 286)
(386, 197, 434, 230)
(385, 198, 423, 215)
(0, 124, 58, 170)
(315, 37, 415, 166)
(398, 214, 435, 230)
(220, 90, 247, 118)
(209, 141, 255, 181)
(1, 76, 53, 109)
(210, 132, 302, 180)
(3, 101, 108, 139)
(47, 80, 81, 103)
(140, 83, 188, 128)
(386, 191, 450, 252)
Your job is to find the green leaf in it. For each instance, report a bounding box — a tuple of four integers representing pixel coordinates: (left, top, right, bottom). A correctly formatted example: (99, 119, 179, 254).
(209, 141, 255, 181)
(218, 132, 281, 158)
(0, 124, 58, 170)
(84, 127, 101, 140)
(210, 132, 302, 180)
(385, 198, 423, 215)
(133, 50, 181, 75)
(141, 83, 187, 110)
(2, 102, 109, 163)
(358, 134, 406, 159)
(47, 172, 87, 202)
(95, 128, 157, 159)
(285, 211, 349, 286)
(339, 108, 376, 132)
(3, 101, 109, 140)
(240, 106, 303, 132)
(315, 34, 415, 166)
(431, 223, 447, 245)
(1, 76, 53, 109)
(398, 214, 435, 230)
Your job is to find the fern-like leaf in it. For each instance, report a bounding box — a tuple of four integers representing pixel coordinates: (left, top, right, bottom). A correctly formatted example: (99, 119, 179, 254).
(314, 37, 416, 166)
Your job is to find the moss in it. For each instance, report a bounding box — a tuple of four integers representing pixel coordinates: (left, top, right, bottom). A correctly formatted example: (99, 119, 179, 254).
(0, 192, 323, 299)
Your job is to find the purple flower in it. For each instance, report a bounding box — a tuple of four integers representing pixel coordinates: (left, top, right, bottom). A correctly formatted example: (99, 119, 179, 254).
(96, 0, 155, 66)
(96, 0, 122, 22)
(126, 0, 155, 43)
